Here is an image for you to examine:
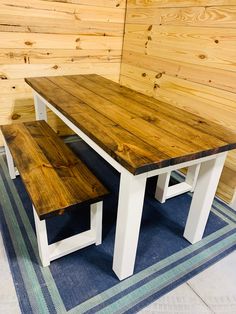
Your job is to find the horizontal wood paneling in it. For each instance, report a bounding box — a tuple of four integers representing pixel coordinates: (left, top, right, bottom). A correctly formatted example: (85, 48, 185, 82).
(121, 64, 236, 131)
(126, 5, 236, 27)
(121, 0, 236, 203)
(122, 51, 236, 94)
(0, 0, 124, 22)
(25, 0, 126, 8)
(0, 0, 125, 143)
(0, 49, 121, 64)
(0, 33, 122, 50)
(127, 1, 236, 8)
(0, 63, 120, 79)
(124, 25, 236, 72)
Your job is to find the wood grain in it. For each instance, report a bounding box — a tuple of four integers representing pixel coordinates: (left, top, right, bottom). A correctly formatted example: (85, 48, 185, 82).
(0, 0, 125, 23)
(121, 1, 236, 203)
(1, 120, 108, 219)
(25, 74, 236, 175)
(0, 33, 122, 50)
(127, 0, 236, 8)
(38, 0, 126, 8)
(122, 51, 236, 94)
(121, 64, 236, 130)
(0, 0, 125, 145)
(0, 49, 121, 65)
(126, 6, 236, 27)
(124, 24, 236, 72)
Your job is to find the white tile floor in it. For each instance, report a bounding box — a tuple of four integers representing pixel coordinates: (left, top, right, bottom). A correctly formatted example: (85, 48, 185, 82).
(140, 251, 236, 314)
(0, 228, 235, 314)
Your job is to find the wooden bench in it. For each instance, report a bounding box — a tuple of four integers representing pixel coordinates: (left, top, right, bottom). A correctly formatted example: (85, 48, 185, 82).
(1, 120, 109, 267)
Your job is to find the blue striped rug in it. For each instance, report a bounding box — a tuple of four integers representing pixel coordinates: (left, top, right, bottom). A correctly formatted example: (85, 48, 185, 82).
(0, 140, 236, 314)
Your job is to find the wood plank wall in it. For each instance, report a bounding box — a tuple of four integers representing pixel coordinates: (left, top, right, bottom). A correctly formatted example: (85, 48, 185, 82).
(120, 0, 236, 204)
(0, 0, 125, 140)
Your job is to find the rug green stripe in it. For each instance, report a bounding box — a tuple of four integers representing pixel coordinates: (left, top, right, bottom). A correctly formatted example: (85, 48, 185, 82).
(213, 199, 236, 222)
(70, 224, 233, 313)
(98, 232, 236, 314)
(211, 208, 235, 225)
(0, 175, 49, 314)
(1, 155, 235, 314)
(0, 156, 66, 314)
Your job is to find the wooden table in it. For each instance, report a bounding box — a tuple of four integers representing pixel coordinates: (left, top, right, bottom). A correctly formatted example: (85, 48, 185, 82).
(25, 74, 236, 280)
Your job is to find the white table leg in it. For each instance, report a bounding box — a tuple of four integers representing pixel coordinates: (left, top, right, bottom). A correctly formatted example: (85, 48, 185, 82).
(184, 152, 227, 244)
(3, 138, 16, 179)
(34, 93, 48, 121)
(155, 171, 171, 203)
(186, 164, 200, 192)
(90, 201, 103, 245)
(155, 164, 200, 203)
(112, 171, 147, 280)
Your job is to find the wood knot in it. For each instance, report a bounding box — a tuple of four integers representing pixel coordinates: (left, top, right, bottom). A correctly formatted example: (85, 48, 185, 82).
(142, 72, 147, 77)
(143, 115, 155, 123)
(12, 113, 21, 120)
(199, 54, 206, 59)
(214, 39, 219, 44)
(155, 73, 162, 79)
(24, 41, 33, 46)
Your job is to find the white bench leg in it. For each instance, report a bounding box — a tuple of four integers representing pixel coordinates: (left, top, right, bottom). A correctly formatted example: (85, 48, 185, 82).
(33, 201, 103, 267)
(3, 138, 16, 179)
(90, 201, 103, 245)
(33, 206, 50, 267)
(155, 164, 200, 203)
(184, 153, 227, 244)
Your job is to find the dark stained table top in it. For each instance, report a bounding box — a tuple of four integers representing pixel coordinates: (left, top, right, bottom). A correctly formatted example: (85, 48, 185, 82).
(25, 74, 236, 175)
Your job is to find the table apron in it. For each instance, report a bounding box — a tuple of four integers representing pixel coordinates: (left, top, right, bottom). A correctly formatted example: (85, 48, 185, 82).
(34, 92, 130, 175)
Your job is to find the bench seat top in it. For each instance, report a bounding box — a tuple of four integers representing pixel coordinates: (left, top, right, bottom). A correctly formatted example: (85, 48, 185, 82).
(1, 121, 109, 219)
